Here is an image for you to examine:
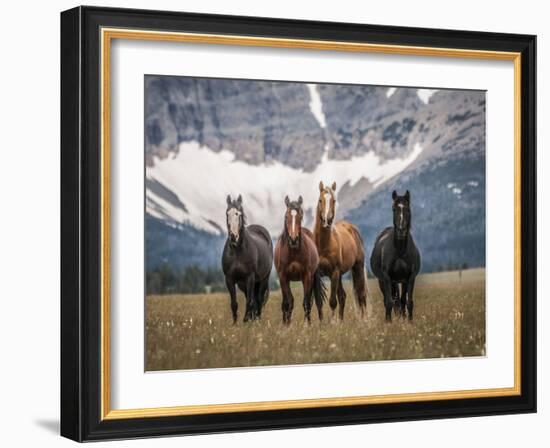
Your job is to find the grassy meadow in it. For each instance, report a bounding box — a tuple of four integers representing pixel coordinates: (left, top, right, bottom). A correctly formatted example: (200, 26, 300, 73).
(145, 268, 485, 371)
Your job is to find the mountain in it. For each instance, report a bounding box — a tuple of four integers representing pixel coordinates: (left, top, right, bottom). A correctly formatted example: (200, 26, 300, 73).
(145, 76, 325, 171)
(144, 76, 485, 273)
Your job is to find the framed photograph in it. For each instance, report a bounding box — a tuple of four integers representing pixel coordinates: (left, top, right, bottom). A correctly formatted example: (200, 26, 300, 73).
(60, 6, 536, 441)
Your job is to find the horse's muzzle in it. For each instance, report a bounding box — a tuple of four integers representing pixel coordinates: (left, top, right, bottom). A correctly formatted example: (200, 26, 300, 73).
(288, 237, 300, 248)
(229, 233, 239, 246)
(395, 228, 408, 239)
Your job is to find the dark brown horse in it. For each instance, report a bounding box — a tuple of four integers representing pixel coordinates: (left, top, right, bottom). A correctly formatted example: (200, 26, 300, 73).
(313, 181, 368, 320)
(274, 196, 326, 324)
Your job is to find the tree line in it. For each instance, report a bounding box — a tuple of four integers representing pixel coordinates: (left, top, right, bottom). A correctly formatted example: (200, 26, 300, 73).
(147, 261, 474, 295)
(146, 264, 280, 295)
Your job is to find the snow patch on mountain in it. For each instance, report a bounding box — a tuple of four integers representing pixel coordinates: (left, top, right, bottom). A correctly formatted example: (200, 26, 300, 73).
(386, 87, 397, 98)
(307, 84, 326, 128)
(147, 141, 423, 235)
(417, 89, 438, 104)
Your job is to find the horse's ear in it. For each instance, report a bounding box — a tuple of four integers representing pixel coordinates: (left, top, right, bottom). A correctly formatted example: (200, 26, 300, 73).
(226, 195, 232, 205)
(237, 194, 242, 205)
(285, 195, 290, 207)
(392, 190, 398, 201)
(298, 195, 303, 206)
(319, 181, 324, 191)
(405, 190, 410, 202)
(331, 181, 337, 192)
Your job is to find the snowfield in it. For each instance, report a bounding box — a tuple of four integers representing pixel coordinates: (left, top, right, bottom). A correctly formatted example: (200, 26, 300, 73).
(146, 141, 423, 235)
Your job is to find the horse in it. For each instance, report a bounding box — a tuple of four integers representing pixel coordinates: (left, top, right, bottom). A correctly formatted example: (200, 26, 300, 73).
(274, 196, 326, 324)
(313, 181, 368, 320)
(370, 190, 421, 322)
(221, 194, 273, 323)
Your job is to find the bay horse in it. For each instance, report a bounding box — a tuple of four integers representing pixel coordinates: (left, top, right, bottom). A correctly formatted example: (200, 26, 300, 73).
(274, 196, 326, 324)
(221, 194, 273, 323)
(313, 182, 368, 320)
(370, 190, 421, 322)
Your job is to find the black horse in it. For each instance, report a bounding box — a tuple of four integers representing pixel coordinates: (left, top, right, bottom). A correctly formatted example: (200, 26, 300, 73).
(222, 194, 273, 323)
(370, 190, 421, 321)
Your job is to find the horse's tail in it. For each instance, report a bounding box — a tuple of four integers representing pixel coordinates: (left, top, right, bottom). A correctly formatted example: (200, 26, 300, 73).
(313, 269, 327, 304)
(351, 262, 368, 317)
(313, 268, 327, 320)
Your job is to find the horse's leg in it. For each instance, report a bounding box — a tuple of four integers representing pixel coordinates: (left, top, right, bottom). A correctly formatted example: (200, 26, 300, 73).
(381, 273, 393, 322)
(406, 278, 416, 321)
(302, 274, 313, 324)
(256, 279, 269, 319)
(337, 274, 347, 320)
(391, 282, 400, 316)
(329, 271, 339, 319)
(280, 275, 294, 324)
(400, 281, 407, 318)
(243, 273, 256, 322)
(225, 277, 238, 324)
(252, 282, 261, 320)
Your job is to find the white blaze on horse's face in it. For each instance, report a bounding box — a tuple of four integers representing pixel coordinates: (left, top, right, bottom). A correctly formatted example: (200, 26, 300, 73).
(398, 203, 405, 229)
(290, 209, 297, 237)
(321, 190, 334, 227)
(227, 208, 241, 240)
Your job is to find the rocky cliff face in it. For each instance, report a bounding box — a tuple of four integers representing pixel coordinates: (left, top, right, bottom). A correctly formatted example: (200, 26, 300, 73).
(319, 85, 485, 165)
(319, 85, 423, 160)
(145, 76, 325, 171)
(145, 76, 486, 272)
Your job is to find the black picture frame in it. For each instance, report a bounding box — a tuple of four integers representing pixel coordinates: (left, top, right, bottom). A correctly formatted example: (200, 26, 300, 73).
(61, 5, 536, 442)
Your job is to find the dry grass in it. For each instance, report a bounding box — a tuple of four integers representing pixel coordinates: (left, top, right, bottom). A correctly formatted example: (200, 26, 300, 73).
(145, 268, 485, 371)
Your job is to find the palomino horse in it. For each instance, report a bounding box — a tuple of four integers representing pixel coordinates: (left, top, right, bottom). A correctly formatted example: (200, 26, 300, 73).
(221, 195, 273, 323)
(313, 182, 368, 320)
(370, 190, 421, 321)
(274, 196, 326, 324)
